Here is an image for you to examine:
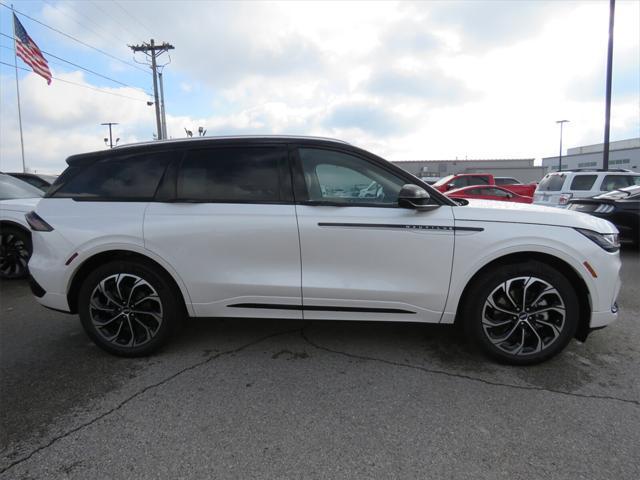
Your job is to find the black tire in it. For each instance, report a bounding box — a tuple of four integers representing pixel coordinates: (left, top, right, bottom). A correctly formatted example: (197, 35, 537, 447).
(0, 225, 32, 279)
(462, 261, 579, 366)
(78, 260, 182, 357)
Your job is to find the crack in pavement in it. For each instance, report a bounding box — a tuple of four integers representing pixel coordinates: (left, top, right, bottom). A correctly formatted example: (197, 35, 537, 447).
(0, 328, 302, 476)
(3, 324, 638, 476)
(300, 329, 640, 407)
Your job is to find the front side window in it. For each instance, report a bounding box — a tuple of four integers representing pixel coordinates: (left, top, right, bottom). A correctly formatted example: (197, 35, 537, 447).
(52, 152, 173, 200)
(570, 175, 597, 191)
(177, 147, 284, 202)
(298, 148, 405, 205)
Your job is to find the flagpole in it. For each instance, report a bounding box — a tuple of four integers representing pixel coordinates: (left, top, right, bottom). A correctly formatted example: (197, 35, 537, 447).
(11, 5, 26, 173)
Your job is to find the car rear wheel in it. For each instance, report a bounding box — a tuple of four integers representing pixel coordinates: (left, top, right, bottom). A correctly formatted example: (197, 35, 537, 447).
(0, 226, 31, 279)
(463, 261, 579, 365)
(78, 260, 181, 356)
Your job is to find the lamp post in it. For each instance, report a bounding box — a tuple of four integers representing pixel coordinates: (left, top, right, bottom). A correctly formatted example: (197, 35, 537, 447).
(556, 120, 569, 171)
(101, 122, 119, 148)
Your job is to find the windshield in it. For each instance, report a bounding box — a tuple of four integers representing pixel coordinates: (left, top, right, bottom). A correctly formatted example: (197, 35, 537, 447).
(0, 174, 44, 200)
(537, 173, 566, 191)
(432, 175, 454, 187)
(594, 185, 640, 200)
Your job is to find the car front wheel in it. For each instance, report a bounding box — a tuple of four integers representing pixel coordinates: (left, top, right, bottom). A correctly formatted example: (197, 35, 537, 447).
(463, 261, 579, 365)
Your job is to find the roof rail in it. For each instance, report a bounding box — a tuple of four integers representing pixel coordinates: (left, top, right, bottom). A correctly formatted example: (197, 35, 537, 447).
(558, 168, 633, 173)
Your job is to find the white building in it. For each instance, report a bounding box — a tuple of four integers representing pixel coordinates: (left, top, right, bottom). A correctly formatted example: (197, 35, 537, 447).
(393, 158, 546, 183)
(542, 138, 640, 173)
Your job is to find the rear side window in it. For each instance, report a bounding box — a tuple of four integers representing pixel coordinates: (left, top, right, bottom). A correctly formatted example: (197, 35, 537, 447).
(600, 175, 639, 191)
(570, 175, 597, 191)
(52, 152, 172, 200)
(537, 174, 565, 191)
(466, 176, 491, 186)
(177, 147, 285, 202)
(495, 177, 519, 185)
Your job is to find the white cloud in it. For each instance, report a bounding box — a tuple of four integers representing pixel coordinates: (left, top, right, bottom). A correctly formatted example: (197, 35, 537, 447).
(1, 0, 638, 174)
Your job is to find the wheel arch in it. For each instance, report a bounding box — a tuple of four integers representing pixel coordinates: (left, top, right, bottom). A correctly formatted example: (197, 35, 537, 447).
(67, 249, 191, 316)
(0, 220, 31, 235)
(454, 251, 592, 341)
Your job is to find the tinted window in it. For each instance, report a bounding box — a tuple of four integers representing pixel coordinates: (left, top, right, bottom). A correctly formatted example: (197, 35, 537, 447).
(467, 176, 490, 186)
(0, 174, 44, 200)
(486, 188, 510, 197)
(495, 177, 519, 185)
(570, 175, 597, 191)
(600, 175, 637, 191)
(299, 148, 405, 205)
(177, 147, 283, 202)
(53, 152, 172, 200)
(537, 174, 565, 191)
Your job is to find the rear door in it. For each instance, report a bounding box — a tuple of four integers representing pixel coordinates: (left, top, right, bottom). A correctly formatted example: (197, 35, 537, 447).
(144, 144, 302, 319)
(292, 145, 455, 323)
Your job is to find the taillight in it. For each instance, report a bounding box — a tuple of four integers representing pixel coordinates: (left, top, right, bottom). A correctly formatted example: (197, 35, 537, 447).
(558, 193, 573, 205)
(595, 204, 615, 213)
(25, 211, 54, 231)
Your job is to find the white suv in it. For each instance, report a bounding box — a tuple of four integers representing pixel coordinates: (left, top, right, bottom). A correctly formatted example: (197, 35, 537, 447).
(534, 170, 640, 207)
(27, 136, 622, 365)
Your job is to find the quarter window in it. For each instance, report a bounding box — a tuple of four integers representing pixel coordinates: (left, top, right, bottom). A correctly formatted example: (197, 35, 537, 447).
(299, 148, 406, 205)
(52, 152, 173, 200)
(600, 175, 637, 191)
(177, 147, 284, 202)
(570, 175, 597, 191)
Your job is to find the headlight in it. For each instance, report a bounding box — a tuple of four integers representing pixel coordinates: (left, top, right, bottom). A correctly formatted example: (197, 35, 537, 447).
(575, 228, 619, 252)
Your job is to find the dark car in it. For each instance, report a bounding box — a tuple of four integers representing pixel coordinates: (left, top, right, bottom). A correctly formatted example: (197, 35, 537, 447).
(567, 185, 640, 246)
(6, 172, 58, 192)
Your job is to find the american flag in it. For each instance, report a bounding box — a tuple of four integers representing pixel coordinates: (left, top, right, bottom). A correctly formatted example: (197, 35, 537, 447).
(13, 13, 52, 85)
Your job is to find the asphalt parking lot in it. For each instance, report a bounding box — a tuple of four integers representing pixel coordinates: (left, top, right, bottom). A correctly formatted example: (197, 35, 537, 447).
(0, 250, 638, 480)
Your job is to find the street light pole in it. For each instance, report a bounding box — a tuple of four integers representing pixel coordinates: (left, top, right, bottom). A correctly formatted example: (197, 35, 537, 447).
(602, 0, 615, 170)
(101, 122, 119, 148)
(556, 120, 569, 171)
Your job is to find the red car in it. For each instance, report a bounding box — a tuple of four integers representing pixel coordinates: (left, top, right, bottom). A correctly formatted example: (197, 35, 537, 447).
(445, 185, 533, 203)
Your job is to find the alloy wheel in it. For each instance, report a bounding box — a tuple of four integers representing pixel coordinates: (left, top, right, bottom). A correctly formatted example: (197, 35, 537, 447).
(89, 273, 163, 348)
(481, 276, 566, 356)
(0, 232, 30, 278)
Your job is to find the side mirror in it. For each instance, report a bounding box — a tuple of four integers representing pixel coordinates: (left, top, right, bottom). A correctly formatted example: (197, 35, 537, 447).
(447, 183, 455, 190)
(398, 184, 438, 211)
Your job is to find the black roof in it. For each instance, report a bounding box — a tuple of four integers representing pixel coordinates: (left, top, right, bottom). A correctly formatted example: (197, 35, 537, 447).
(65, 135, 351, 165)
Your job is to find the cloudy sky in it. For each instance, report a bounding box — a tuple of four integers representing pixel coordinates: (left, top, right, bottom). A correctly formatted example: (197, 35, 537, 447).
(0, 0, 638, 174)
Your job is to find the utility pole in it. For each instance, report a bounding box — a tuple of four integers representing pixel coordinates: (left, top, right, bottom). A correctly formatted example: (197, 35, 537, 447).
(556, 120, 569, 171)
(602, 0, 615, 170)
(159, 69, 167, 139)
(129, 39, 174, 140)
(101, 122, 119, 148)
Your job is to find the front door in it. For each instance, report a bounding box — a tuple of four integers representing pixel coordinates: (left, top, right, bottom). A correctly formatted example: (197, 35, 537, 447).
(292, 146, 455, 323)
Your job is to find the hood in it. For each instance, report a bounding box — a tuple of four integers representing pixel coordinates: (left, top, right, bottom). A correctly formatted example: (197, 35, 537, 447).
(453, 199, 617, 233)
(0, 197, 41, 212)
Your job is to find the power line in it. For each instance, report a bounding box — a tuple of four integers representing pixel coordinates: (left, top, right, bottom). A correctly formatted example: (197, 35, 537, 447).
(88, 0, 142, 44)
(112, 0, 155, 39)
(40, 0, 128, 49)
(0, 32, 151, 93)
(0, 2, 150, 75)
(0, 60, 150, 103)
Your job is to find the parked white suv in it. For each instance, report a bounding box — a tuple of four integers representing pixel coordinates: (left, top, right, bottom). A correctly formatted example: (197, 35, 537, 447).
(534, 170, 640, 207)
(27, 137, 622, 364)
